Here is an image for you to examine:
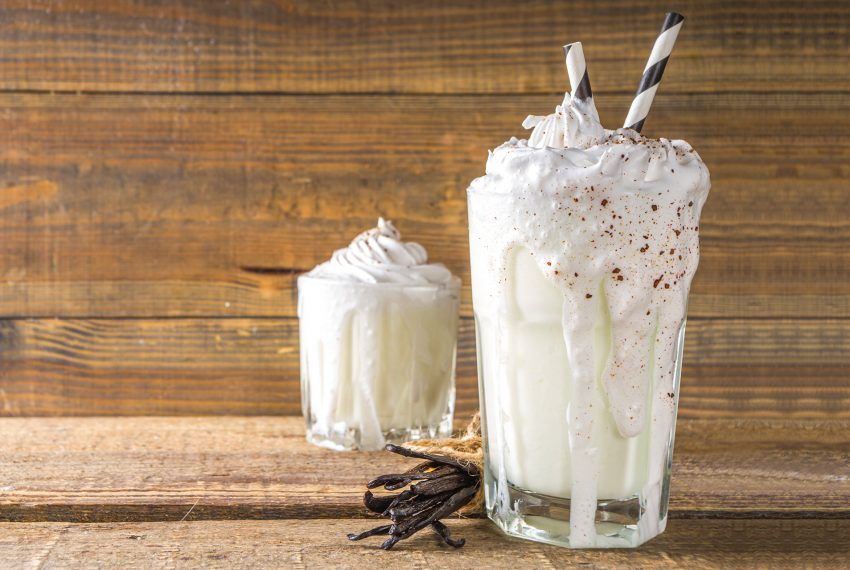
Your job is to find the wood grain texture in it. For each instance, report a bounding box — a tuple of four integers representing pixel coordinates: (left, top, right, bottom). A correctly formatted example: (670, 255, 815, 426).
(2, 520, 848, 569)
(0, 2, 847, 421)
(0, 417, 847, 523)
(1, 318, 848, 418)
(1, 93, 847, 318)
(0, 4, 844, 563)
(0, 0, 846, 94)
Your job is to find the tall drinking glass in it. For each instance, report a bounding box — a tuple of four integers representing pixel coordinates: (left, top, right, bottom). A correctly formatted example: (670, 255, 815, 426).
(467, 128, 709, 547)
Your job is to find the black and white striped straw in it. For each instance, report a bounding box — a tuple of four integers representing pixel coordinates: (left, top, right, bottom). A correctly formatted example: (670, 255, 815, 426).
(563, 42, 593, 101)
(623, 12, 685, 133)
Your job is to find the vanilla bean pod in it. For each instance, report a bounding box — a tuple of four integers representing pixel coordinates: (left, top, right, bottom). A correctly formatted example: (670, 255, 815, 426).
(347, 444, 480, 550)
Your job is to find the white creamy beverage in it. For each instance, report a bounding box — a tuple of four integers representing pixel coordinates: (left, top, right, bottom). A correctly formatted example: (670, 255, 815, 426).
(298, 219, 460, 451)
(467, 95, 710, 546)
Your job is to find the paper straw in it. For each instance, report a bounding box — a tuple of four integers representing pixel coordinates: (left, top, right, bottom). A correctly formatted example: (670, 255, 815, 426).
(563, 42, 593, 101)
(623, 12, 685, 133)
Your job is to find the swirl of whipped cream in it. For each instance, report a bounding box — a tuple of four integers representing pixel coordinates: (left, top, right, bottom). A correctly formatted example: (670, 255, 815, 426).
(522, 94, 605, 149)
(307, 218, 454, 285)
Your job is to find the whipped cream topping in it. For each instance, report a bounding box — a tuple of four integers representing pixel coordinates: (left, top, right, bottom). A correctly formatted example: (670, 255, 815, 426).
(467, 92, 710, 546)
(522, 94, 605, 149)
(307, 218, 454, 285)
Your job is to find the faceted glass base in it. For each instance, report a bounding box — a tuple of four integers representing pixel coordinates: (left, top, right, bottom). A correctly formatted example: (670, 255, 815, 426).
(305, 413, 453, 452)
(487, 481, 665, 548)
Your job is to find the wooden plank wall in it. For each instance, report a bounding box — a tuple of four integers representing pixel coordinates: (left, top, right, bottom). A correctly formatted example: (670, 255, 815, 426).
(0, 1, 847, 418)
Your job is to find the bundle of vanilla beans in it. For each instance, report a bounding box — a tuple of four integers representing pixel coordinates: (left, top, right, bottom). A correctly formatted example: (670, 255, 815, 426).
(347, 414, 483, 550)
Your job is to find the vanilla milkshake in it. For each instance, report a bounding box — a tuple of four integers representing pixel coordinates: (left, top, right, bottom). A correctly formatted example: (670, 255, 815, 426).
(298, 219, 460, 451)
(467, 95, 710, 547)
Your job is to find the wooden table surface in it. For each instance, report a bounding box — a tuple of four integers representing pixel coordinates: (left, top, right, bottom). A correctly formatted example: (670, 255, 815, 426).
(1, 416, 848, 568)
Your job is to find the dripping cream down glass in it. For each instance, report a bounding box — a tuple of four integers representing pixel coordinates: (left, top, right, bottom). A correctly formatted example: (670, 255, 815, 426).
(466, 95, 710, 547)
(298, 219, 461, 451)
